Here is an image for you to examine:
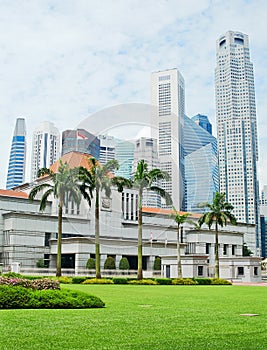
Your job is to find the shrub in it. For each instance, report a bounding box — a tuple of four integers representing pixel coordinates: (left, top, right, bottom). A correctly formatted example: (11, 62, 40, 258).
(86, 258, 96, 269)
(193, 278, 212, 285)
(104, 256, 116, 270)
(0, 285, 105, 309)
(119, 257, 130, 270)
(0, 276, 60, 290)
(82, 278, 114, 284)
(56, 276, 72, 284)
(112, 277, 128, 284)
(155, 278, 172, 285)
(210, 278, 232, 285)
(172, 278, 197, 285)
(128, 279, 157, 285)
(72, 277, 88, 284)
(36, 258, 45, 268)
(153, 257, 161, 271)
(2, 272, 23, 278)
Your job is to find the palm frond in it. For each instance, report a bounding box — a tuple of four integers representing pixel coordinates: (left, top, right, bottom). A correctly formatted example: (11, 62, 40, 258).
(29, 183, 52, 201)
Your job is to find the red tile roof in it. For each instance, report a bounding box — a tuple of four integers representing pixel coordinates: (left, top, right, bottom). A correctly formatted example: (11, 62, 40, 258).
(0, 189, 28, 199)
(50, 151, 97, 173)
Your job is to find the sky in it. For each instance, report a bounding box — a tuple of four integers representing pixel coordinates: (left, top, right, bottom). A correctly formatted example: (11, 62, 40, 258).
(1, 0, 267, 189)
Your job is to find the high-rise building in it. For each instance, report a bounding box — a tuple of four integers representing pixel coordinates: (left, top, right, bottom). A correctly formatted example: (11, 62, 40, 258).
(61, 129, 100, 160)
(133, 137, 161, 208)
(184, 115, 219, 213)
(98, 135, 116, 165)
(115, 140, 134, 179)
(151, 68, 185, 210)
(6, 118, 26, 189)
(31, 121, 60, 181)
(191, 114, 212, 135)
(215, 31, 260, 255)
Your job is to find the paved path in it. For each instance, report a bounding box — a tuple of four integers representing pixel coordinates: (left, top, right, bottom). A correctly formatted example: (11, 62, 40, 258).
(232, 282, 267, 286)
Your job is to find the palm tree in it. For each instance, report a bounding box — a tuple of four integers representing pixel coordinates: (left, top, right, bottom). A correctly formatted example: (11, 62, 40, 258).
(132, 159, 172, 280)
(170, 208, 190, 278)
(29, 161, 83, 277)
(79, 158, 131, 279)
(198, 192, 237, 278)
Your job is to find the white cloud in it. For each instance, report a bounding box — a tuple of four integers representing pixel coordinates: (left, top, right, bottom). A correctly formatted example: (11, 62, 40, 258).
(0, 0, 267, 189)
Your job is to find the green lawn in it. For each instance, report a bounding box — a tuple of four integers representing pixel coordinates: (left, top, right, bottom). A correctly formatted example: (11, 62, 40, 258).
(1, 284, 267, 349)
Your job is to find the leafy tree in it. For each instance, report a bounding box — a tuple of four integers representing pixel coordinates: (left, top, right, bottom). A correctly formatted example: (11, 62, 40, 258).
(198, 192, 237, 278)
(243, 243, 253, 256)
(79, 158, 131, 279)
(119, 257, 130, 270)
(170, 208, 190, 278)
(104, 256, 116, 269)
(132, 159, 172, 280)
(29, 161, 84, 277)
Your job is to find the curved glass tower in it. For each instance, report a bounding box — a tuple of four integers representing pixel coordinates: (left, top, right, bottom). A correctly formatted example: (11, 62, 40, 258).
(6, 118, 26, 189)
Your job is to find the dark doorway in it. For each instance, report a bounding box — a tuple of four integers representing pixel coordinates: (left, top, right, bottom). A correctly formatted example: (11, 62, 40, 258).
(61, 254, 75, 268)
(123, 256, 148, 270)
(166, 265, 170, 278)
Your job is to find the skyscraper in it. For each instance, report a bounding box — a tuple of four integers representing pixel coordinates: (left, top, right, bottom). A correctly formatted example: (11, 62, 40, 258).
(31, 121, 60, 181)
(98, 135, 116, 165)
(115, 140, 134, 179)
(62, 128, 100, 160)
(6, 118, 26, 189)
(151, 68, 185, 210)
(191, 114, 212, 135)
(184, 115, 219, 213)
(215, 31, 260, 255)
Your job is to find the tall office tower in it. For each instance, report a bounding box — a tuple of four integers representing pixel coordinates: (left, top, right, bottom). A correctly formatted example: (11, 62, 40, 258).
(115, 140, 134, 179)
(62, 128, 100, 160)
(133, 137, 161, 208)
(184, 115, 219, 213)
(215, 31, 260, 255)
(6, 118, 26, 189)
(98, 135, 116, 165)
(191, 114, 212, 135)
(151, 68, 185, 210)
(260, 186, 267, 259)
(31, 121, 60, 181)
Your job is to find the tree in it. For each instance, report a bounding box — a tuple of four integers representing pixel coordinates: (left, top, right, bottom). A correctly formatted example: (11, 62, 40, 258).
(104, 256, 116, 269)
(153, 257, 161, 271)
(119, 257, 130, 270)
(29, 161, 83, 277)
(198, 192, 237, 278)
(170, 208, 190, 278)
(132, 159, 172, 280)
(79, 158, 131, 279)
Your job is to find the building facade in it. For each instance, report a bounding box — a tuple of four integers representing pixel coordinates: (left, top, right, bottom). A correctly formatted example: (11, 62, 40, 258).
(215, 31, 260, 255)
(62, 128, 100, 160)
(6, 118, 27, 189)
(98, 135, 116, 165)
(114, 140, 134, 179)
(31, 121, 60, 181)
(151, 68, 185, 210)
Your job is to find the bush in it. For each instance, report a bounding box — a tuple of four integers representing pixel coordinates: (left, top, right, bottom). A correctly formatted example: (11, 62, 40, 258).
(153, 257, 161, 271)
(72, 277, 88, 284)
(104, 256, 116, 270)
(86, 258, 96, 269)
(210, 278, 232, 285)
(128, 279, 157, 285)
(82, 278, 114, 284)
(193, 278, 212, 285)
(36, 258, 45, 268)
(172, 278, 197, 285)
(0, 276, 60, 290)
(56, 276, 72, 284)
(155, 278, 172, 285)
(112, 277, 128, 284)
(119, 257, 130, 270)
(0, 285, 105, 309)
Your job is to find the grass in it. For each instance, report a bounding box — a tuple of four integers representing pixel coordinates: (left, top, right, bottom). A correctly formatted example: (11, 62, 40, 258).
(0, 284, 267, 349)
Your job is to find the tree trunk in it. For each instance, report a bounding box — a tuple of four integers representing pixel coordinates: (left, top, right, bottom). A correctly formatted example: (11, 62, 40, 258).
(95, 189, 101, 279)
(56, 200, 63, 277)
(137, 188, 143, 280)
(215, 221, 219, 278)
(177, 223, 182, 278)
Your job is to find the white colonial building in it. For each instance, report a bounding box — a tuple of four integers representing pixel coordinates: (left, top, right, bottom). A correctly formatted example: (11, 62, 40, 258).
(0, 152, 261, 282)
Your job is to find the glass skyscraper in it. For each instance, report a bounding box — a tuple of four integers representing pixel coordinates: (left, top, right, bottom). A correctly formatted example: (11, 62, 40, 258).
(191, 114, 212, 135)
(215, 31, 260, 255)
(184, 115, 219, 213)
(6, 118, 26, 189)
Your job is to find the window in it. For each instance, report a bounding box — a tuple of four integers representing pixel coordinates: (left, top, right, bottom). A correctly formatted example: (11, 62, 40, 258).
(223, 244, 228, 256)
(198, 266, 204, 276)
(254, 267, 258, 276)
(44, 233, 51, 247)
(237, 266, 244, 276)
(206, 243, 211, 254)
(232, 245, 236, 255)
